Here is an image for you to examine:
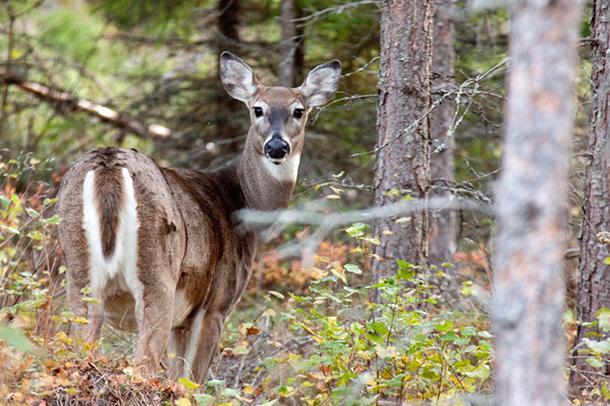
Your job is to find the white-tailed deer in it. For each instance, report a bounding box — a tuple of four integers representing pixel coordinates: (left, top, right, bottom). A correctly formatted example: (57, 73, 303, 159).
(57, 52, 341, 382)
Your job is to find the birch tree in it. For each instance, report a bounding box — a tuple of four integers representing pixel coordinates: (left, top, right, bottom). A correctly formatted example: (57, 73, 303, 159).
(492, 0, 583, 404)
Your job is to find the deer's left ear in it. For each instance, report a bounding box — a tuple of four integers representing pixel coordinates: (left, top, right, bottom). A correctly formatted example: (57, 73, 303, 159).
(220, 51, 258, 102)
(299, 60, 341, 107)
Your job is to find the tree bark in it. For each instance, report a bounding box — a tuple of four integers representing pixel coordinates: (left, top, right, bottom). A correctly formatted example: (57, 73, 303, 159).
(372, 0, 434, 277)
(216, 0, 243, 150)
(428, 0, 456, 266)
(492, 1, 583, 405)
(278, 0, 296, 86)
(571, 0, 610, 391)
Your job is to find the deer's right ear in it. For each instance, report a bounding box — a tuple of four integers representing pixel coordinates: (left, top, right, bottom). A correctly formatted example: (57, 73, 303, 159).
(220, 52, 258, 102)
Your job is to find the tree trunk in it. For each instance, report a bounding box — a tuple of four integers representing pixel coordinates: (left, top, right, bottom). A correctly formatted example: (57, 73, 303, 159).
(571, 0, 610, 391)
(492, 0, 583, 405)
(216, 0, 243, 153)
(278, 0, 296, 86)
(428, 0, 456, 266)
(372, 0, 434, 278)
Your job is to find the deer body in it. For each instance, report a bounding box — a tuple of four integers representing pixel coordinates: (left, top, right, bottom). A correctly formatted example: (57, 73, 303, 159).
(57, 53, 340, 383)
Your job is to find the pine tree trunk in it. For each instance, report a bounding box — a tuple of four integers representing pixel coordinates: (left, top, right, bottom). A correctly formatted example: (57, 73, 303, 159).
(372, 0, 434, 278)
(571, 0, 610, 391)
(492, 0, 583, 405)
(216, 0, 242, 153)
(278, 0, 296, 86)
(428, 0, 456, 266)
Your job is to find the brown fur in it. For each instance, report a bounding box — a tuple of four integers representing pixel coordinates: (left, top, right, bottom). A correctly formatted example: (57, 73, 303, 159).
(94, 166, 123, 258)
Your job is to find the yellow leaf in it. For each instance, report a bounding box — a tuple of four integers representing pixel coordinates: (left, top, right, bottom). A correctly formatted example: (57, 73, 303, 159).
(72, 317, 90, 325)
(174, 397, 191, 406)
(178, 377, 200, 391)
(55, 331, 73, 346)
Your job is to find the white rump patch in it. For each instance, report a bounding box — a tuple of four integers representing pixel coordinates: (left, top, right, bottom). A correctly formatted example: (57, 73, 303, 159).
(82, 168, 144, 326)
(261, 153, 301, 183)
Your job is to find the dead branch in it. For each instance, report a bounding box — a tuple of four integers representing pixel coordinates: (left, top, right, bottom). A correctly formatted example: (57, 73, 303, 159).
(238, 196, 490, 229)
(237, 196, 490, 264)
(0, 69, 171, 141)
(294, 0, 381, 26)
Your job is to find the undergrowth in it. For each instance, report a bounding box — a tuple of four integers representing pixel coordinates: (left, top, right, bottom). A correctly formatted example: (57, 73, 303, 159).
(0, 154, 606, 405)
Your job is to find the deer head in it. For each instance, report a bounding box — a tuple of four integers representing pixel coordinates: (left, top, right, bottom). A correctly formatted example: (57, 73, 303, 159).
(220, 51, 341, 166)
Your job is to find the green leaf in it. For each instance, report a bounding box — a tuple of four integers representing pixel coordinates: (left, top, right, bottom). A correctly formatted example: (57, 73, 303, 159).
(206, 379, 225, 387)
(583, 338, 610, 354)
(596, 307, 610, 332)
(345, 222, 369, 238)
(435, 320, 454, 332)
(193, 393, 215, 406)
(604, 257, 610, 266)
(268, 290, 285, 300)
(44, 215, 62, 225)
(344, 264, 362, 274)
(440, 332, 458, 342)
(585, 356, 605, 369)
(0, 224, 20, 235)
(221, 387, 240, 397)
(43, 197, 59, 206)
(0, 195, 10, 207)
(462, 363, 491, 380)
(0, 324, 33, 352)
(25, 207, 39, 218)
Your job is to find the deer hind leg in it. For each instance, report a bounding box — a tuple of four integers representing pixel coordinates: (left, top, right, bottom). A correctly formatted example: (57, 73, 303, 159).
(132, 275, 175, 375)
(167, 326, 188, 380)
(62, 207, 103, 341)
(182, 307, 224, 384)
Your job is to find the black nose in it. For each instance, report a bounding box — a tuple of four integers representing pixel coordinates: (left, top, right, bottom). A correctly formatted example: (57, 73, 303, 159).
(264, 135, 290, 160)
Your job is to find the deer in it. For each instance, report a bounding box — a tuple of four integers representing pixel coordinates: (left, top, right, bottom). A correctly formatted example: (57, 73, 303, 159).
(56, 52, 341, 383)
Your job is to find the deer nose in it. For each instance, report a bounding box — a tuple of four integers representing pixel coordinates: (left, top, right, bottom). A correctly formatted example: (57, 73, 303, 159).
(264, 134, 290, 161)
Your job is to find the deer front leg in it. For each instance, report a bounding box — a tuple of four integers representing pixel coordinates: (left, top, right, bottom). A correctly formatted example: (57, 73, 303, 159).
(133, 280, 175, 375)
(182, 307, 224, 383)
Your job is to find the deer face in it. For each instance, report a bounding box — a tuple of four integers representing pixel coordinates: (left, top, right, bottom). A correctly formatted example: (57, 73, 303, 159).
(220, 52, 341, 165)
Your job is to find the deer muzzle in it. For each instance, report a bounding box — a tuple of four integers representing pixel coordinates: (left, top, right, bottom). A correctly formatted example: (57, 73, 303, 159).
(264, 133, 291, 163)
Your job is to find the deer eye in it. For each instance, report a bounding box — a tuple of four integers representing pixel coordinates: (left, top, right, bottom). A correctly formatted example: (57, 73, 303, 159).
(293, 108, 304, 119)
(253, 106, 263, 117)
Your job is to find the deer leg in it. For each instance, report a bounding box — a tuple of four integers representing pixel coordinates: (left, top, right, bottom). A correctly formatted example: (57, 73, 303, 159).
(167, 326, 188, 380)
(133, 279, 175, 375)
(182, 308, 224, 384)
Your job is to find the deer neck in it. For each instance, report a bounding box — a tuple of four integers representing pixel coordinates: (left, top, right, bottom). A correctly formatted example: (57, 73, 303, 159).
(237, 131, 300, 211)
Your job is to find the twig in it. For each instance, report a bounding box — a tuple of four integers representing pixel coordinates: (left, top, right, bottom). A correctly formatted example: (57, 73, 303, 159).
(353, 57, 509, 157)
(294, 0, 381, 26)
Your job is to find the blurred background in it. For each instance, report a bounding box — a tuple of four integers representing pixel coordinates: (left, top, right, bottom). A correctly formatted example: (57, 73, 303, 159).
(0, 0, 601, 404)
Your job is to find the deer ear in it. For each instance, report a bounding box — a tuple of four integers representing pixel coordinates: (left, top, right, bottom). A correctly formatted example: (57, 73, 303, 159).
(220, 51, 258, 102)
(299, 60, 341, 107)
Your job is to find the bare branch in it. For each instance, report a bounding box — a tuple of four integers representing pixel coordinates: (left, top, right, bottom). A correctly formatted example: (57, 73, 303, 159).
(352, 57, 509, 157)
(238, 196, 491, 229)
(294, 0, 381, 26)
(237, 196, 490, 262)
(0, 69, 171, 141)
